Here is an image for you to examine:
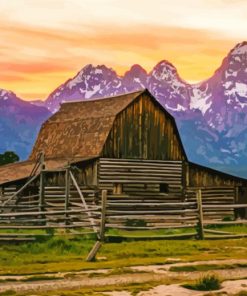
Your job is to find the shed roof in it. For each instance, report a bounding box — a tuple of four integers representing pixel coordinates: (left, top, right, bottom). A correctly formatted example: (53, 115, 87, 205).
(0, 157, 94, 185)
(29, 90, 143, 161)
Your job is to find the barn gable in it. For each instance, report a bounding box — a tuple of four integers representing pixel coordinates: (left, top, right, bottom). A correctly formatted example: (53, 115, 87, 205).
(102, 90, 186, 160)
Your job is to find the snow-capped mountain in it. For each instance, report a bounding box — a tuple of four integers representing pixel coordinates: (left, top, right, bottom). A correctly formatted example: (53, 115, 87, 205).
(45, 60, 191, 114)
(0, 89, 51, 159)
(45, 42, 247, 119)
(46, 65, 123, 113)
(190, 41, 247, 131)
(147, 60, 191, 112)
(184, 41, 247, 175)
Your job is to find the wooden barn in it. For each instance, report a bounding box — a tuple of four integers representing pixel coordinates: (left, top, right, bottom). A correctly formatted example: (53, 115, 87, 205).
(0, 89, 247, 223)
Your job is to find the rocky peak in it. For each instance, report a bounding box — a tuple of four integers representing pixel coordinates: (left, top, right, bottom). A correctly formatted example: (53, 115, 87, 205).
(122, 64, 147, 91)
(230, 41, 247, 56)
(126, 64, 147, 76)
(150, 60, 179, 82)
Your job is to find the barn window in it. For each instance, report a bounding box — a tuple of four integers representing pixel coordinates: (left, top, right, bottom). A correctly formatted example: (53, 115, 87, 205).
(160, 183, 169, 193)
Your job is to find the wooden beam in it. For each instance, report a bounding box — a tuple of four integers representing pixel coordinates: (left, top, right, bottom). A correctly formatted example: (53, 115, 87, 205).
(0, 207, 99, 217)
(197, 189, 204, 240)
(65, 167, 70, 224)
(1, 174, 40, 207)
(100, 190, 107, 242)
(39, 171, 45, 213)
(69, 171, 98, 235)
(86, 241, 102, 262)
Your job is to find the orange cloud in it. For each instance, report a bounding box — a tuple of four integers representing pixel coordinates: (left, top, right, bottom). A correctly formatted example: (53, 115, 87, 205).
(0, 61, 71, 74)
(0, 20, 240, 100)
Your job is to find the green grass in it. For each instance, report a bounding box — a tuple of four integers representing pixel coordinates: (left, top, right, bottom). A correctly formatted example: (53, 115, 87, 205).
(21, 275, 63, 282)
(0, 229, 47, 235)
(106, 227, 196, 237)
(205, 224, 247, 234)
(170, 263, 247, 272)
(0, 225, 246, 276)
(0, 236, 247, 276)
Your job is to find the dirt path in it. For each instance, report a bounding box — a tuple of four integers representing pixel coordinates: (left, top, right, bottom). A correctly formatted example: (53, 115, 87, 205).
(0, 258, 247, 295)
(104, 280, 247, 296)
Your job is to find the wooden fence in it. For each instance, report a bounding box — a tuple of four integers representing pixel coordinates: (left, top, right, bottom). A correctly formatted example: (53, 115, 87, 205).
(1, 180, 247, 260)
(0, 168, 101, 241)
(98, 189, 247, 242)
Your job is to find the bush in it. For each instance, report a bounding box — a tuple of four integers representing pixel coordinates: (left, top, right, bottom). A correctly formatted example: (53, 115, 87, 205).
(183, 274, 221, 291)
(0, 151, 19, 166)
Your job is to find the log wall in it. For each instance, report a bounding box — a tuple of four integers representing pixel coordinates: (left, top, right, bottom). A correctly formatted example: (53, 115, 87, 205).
(98, 158, 183, 201)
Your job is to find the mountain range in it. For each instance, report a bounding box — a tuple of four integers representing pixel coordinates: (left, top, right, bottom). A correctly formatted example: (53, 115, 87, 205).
(1, 41, 247, 177)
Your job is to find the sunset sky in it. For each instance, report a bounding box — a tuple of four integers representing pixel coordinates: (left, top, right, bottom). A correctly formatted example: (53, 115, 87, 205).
(0, 0, 246, 100)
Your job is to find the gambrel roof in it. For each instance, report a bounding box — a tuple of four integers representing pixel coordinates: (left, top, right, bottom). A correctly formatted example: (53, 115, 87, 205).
(29, 90, 144, 160)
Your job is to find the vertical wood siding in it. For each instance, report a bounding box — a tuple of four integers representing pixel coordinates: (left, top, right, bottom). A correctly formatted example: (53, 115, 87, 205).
(102, 94, 185, 160)
(188, 163, 244, 187)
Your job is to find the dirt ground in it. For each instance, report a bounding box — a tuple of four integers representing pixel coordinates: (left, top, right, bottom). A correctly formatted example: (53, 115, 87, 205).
(0, 259, 247, 295)
(103, 279, 247, 296)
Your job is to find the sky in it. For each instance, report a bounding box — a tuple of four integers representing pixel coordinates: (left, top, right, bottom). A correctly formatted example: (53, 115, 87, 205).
(0, 0, 246, 101)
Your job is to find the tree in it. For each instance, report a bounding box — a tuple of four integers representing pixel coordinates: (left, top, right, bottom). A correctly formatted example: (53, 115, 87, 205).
(0, 151, 19, 166)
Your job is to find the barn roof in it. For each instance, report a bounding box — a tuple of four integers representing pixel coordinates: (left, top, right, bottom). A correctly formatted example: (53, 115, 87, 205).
(29, 90, 143, 161)
(0, 157, 95, 185)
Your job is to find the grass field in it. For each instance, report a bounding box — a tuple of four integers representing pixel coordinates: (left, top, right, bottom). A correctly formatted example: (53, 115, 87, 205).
(0, 225, 247, 276)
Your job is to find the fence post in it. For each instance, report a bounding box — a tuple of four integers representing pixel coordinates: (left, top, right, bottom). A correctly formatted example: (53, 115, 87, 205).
(39, 153, 45, 214)
(234, 186, 239, 219)
(100, 190, 107, 242)
(196, 189, 204, 240)
(39, 171, 45, 212)
(65, 167, 70, 225)
(38, 154, 45, 226)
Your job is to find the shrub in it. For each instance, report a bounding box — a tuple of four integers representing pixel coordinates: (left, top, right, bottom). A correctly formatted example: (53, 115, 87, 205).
(183, 274, 221, 291)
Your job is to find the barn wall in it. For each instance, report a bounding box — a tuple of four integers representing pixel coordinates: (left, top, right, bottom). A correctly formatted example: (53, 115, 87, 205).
(187, 162, 245, 187)
(102, 93, 185, 160)
(72, 160, 98, 186)
(98, 158, 183, 201)
(43, 160, 98, 187)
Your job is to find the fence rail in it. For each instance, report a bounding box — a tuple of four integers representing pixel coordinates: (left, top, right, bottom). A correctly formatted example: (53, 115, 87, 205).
(0, 166, 101, 238)
(0, 182, 247, 261)
(97, 188, 247, 242)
